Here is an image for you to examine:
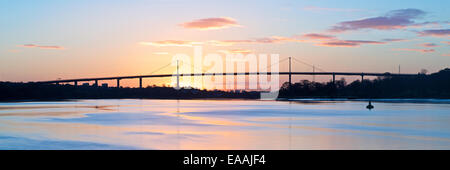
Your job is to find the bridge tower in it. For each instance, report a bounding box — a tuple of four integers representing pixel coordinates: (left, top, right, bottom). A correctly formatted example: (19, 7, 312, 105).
(289, 57, 292, 85)
(312, 65, 315, 83)
(176, 60, 180, 89)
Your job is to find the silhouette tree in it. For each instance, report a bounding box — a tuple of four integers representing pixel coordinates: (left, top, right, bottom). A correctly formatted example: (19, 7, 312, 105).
(279, 68, 450, 99)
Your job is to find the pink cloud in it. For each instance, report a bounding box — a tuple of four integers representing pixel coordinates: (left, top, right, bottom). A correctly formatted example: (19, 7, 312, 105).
(180, 17, 241, 30)
(20, 44, 64, 50)
(394, 48, 435, 53)
(253, 36, 299, 43)
(302, 33, 336, 40)
(330, 9, 426, 32)
(442, 53, 450, 57)
(36, 46, 63, 49)
(418, 29, 450, 37)
(22, 44, 37, 48)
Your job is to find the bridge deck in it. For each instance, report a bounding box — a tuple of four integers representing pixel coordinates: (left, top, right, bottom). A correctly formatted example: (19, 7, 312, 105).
(37, 72, 419, 84)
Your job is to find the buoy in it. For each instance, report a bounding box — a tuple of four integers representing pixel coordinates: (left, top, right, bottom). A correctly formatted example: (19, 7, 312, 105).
(366, 101, 374, 110)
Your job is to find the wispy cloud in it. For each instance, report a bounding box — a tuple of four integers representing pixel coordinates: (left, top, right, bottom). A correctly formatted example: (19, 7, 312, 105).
(139, 40, 203, 47)
(394, 48, 435, 53)
(252, 36, 304, 43)
(218, 49, 252, 54)
(298, 33, 405, 47)
(141, 29, 413, 49)
(303, 6, 363, 12)
(419, 43, 439, 47)
(301, 33, 336, 40)
(142, 35, 391, 48)
(179, 17, 241, 30)
(408, 21, 440, 28)
(213, 36, 309, 46)
(418, 29, 450, 37)
(329, 8, 426, 32)
(442, 53, 450, 56)
(382, 38, 408, 42)
(20, 44, 64, 50)
(141, 36, 306, 47)
(207, 40, 254, 46)
(318, 40, 385, 47)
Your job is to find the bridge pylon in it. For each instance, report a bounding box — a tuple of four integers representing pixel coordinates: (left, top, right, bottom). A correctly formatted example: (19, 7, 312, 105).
(289, 57, 292, 86)
(176, 60, 180, 89)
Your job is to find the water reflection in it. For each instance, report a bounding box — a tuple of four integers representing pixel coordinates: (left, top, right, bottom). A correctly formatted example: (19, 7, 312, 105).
(0, 99, 450, 149)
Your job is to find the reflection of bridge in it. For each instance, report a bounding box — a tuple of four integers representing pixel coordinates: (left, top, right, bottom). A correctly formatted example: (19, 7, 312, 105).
(37, 57, 419, 88)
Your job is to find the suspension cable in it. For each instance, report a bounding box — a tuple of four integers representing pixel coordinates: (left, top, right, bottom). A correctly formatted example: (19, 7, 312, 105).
(292, 57, 326, 72)
(147, 62, 173, 75)
(259, 57, 289, 72)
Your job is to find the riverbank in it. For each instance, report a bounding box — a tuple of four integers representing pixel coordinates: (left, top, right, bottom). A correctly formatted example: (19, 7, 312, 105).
(278, 98, 450, 104)
(0, 81, 260, 101)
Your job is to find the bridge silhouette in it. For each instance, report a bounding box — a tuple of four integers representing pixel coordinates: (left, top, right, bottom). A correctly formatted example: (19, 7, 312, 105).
(37, 57, 419, 88)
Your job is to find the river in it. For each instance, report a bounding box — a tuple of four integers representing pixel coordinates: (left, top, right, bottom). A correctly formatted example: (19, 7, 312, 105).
(1, 99, 449, 149)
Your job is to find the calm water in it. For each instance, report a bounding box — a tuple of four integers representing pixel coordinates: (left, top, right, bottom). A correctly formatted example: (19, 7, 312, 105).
(1, 99, 450, 150)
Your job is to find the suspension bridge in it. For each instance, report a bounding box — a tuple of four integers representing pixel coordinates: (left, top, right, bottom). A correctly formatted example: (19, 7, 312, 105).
(36, 57, 418, 88)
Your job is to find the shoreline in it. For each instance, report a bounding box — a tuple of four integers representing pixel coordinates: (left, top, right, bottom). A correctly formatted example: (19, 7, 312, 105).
(278, 98, 450, 104)
(2, 97, 450, 104)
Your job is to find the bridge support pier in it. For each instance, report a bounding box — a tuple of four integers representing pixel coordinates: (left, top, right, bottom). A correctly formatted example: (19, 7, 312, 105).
(74, 81, 78, 87)
(94, 80, 98, 87)
(117, 79, 120, 88)
(139, 77, 143, 89)
(361, 74, 364, 82)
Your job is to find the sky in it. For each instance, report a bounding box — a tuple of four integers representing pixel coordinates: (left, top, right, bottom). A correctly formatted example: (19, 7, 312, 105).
(0, 0, 449, 88)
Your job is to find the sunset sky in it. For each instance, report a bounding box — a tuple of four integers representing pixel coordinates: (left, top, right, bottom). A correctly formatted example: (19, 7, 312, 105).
(1, 0, 449, 88)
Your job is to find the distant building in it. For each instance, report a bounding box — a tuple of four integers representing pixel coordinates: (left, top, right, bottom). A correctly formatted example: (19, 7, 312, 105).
(101, 83, 108, 88)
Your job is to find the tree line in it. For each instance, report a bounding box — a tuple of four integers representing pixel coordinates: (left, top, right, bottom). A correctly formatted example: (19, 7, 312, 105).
(278, 68, 450, 99)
